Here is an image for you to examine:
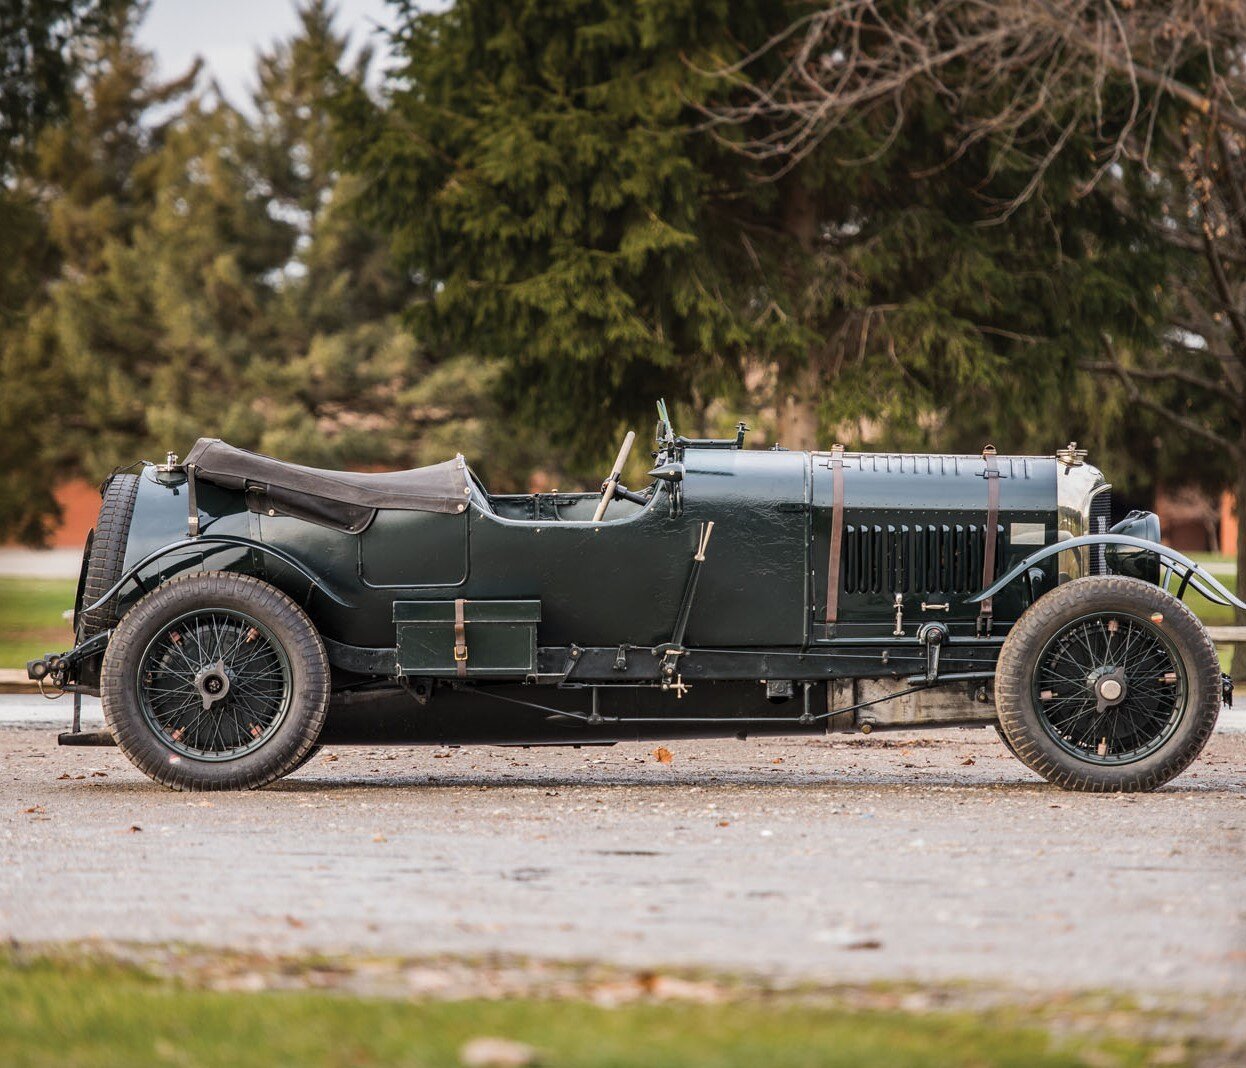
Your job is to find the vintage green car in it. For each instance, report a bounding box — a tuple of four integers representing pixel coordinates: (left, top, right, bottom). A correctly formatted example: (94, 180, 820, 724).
(29, 401, 1238, 792)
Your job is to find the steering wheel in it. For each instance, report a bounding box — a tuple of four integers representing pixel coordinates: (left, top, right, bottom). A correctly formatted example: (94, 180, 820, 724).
(591, 430, 636, 521)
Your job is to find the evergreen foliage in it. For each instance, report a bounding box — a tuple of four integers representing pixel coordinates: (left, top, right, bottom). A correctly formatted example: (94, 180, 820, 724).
(0, 0, 1238, 554)
(0, 0, 124, 175)
(334, 0, 803, 459)
(337, 0, 1176, 468)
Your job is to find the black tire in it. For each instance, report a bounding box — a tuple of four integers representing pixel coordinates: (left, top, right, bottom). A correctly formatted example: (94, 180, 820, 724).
(290, 745, 324, 773)
(101, 572, 329, 791)
(79, 473, 141, 635)
(996, 576, 1221, 792)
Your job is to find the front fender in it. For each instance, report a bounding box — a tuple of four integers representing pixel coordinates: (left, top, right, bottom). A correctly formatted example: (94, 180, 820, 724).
(967, 534, 1246, 611)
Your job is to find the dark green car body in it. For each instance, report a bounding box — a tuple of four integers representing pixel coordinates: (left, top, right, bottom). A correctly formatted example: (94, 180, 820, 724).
(43, 407, 1235, 752)
(120, 443, 1056, 648)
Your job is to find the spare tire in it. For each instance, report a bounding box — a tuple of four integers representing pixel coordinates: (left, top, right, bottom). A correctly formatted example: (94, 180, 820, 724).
(78, 473, 141, 636)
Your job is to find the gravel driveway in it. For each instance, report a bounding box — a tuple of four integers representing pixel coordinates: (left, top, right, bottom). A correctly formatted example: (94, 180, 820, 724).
(2, 706, 1244, 1000)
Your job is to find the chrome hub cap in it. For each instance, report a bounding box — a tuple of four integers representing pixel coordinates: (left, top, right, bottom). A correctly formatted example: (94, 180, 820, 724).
(1095, 674, 1124, 706)
(194, 660, 231, 710)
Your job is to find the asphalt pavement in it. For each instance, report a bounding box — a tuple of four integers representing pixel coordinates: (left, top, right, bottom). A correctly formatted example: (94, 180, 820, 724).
(2, 699, 1243, 1001)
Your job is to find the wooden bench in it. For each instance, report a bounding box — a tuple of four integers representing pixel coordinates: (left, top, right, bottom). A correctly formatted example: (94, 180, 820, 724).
(0, 669, 38, 694)
(1206, 626, 1246, 643)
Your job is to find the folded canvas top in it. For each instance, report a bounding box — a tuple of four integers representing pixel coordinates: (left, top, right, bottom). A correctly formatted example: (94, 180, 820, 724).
(184, 438, 473, 515)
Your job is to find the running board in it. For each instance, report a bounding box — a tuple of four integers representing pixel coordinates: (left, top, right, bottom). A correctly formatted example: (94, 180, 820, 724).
(58, 730, 116, 747)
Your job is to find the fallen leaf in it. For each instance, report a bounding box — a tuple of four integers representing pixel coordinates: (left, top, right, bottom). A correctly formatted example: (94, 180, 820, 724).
(285, 915, 306, 929)
(716, 820, 730, 828)
(652, 747, 673, 765)
(91, 771, 108, 777)
(128, 825, 142, 833)
(771, 758, 784, 765)
(373, 834, 388, 843)
(459, 1036, 539, 1067)
(960, 757, 975, 766)
(845, 938, 883, 951)
(323, 753, 339, 762)
(636, 970, 659, 994)
(57, 773, 71, 780)
(23, 805, 45, 814)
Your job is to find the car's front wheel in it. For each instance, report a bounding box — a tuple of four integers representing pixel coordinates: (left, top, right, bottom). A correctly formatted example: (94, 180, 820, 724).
(995, 576, 1221, 792)
(101, 573, 329, 791)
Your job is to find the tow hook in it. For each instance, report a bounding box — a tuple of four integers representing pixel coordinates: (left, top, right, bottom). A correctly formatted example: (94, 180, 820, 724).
(26, 631, 111, 693)
(26, 652, 68, 693)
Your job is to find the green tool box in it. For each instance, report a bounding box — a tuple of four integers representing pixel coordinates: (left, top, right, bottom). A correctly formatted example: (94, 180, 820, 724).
(393, 599, 541, 677)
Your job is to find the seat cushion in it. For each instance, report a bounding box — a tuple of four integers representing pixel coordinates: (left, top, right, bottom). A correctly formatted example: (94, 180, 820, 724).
(184, 439, 473, 514)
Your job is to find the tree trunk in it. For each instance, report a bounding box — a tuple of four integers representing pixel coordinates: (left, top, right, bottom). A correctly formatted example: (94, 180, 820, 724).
(778, 361, 822, 451)
(776, 181, 822, 451)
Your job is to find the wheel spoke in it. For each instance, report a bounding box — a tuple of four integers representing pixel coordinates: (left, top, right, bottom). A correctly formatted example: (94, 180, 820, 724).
(137, 608, 291, 760)
(1034, 610, 1185, 766)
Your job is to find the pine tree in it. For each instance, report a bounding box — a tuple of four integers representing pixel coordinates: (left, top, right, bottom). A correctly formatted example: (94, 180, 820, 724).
(336, 0, 1175, 469)
(0, 7, 193, 540)
(0, 10, 297, 515)
(0, 0, 124, 177)
(244, 0, 418, 468)
(334, 0, 802, 466)
(252, 1, 551, 488)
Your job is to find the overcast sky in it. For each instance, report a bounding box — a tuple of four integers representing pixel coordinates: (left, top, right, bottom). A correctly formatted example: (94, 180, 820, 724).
(137, 0, 397, 109)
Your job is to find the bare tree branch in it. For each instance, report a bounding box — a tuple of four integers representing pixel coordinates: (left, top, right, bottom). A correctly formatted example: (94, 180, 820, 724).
(1096, 334, 1238, 455)
(702, 1, 1246, 209)
(1079, 359, 1228, 399)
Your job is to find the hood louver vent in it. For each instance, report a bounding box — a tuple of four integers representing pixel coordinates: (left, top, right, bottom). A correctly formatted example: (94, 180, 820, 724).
(842, 524, 1005, 596)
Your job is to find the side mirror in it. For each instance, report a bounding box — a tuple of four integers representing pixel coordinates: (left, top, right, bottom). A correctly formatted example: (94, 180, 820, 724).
(648, 461, 684, 484)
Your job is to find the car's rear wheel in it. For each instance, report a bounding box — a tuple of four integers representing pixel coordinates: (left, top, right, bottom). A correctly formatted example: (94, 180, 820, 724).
(995, 576, 1220, 792)
(102, 572, 329, 791)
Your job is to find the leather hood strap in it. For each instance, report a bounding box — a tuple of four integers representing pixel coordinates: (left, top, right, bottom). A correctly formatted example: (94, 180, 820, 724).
(979, 447, 1001, 634)
(453, 598, 468, 678)
(825, 445, 845, 625)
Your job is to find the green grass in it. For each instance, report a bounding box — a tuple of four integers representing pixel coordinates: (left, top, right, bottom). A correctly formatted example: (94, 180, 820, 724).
(0, 577, 76, 668)
(1167, 560, 1239, 673)
(1185, 551, 1234, 566)
(1183, 583, 1234, 674)
(0, 955, 1178, 1068)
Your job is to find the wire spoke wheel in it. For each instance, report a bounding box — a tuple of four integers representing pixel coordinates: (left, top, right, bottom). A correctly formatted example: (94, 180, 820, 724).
(1033, 613, 1186, 765)
(137, 609, 292, 761)
(104, 572, 328, 791)
(996, 576, 1220, 792)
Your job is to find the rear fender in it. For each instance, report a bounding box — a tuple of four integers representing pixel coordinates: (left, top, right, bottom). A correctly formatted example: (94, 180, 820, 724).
(79, 534, 356, 618)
